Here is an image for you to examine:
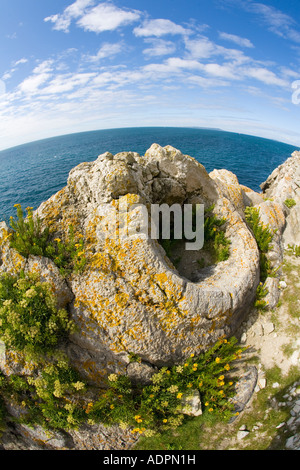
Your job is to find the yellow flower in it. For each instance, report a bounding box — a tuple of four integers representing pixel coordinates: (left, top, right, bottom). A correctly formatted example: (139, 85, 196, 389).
(163, 419, 168, 423)
(110, 404, 115, 410)
(224, 364, 230, 371)
(177, 393, 183, 399)
(187, 383, 193, 388)
(198, 381, 203, 387)
(54, 238, 61, 243)
(215, 357, 221, 363)
(208, 408, 214, 412)
(205, 402, 209, 406)
(218, 375, 225, 381)
(77, 251, 85, 257)
(184, 363, 188, 367)
(219, 390, 224, 395)
(190, 353, 195, 358)
(229, 382, 233, 386)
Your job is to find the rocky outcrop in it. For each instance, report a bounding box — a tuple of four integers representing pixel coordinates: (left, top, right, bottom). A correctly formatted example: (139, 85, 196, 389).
(0, 143, 298, 450)
(260, 150, 300, 247)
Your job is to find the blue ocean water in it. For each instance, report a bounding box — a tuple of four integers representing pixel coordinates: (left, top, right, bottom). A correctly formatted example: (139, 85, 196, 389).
(0, 127, 298, 223)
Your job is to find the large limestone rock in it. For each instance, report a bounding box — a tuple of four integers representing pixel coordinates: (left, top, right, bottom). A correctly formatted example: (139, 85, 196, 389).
(1, 143, 297, 450)
(34, 144, 260, 381)
(260, 151, 300, 247)
(1, 144, 260, 385)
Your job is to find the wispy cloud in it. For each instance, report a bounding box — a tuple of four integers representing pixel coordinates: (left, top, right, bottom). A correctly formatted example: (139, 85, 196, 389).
(142, 38, 177, 57)
(133, 19, 190, 37)
(85, 42, 124, 62)
(223, 0, 300, 43)
(218, 31, 254, 48)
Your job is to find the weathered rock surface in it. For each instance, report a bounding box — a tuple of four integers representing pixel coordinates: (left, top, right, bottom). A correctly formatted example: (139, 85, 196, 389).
(0, 143, 299, 450)
(260, 150, 300, 247)
(0, 143, 260, 383)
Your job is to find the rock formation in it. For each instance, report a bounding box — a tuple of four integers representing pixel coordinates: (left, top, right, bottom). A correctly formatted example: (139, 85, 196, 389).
(0, 144, 299, 450)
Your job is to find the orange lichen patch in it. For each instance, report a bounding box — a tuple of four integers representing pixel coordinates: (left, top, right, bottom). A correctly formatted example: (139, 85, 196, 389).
(259, 202, 285, 233)
(39, 187, 82, 240)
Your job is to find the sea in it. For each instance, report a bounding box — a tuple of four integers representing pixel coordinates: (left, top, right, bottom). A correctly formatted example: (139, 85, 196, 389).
(0, 127, 298, 223)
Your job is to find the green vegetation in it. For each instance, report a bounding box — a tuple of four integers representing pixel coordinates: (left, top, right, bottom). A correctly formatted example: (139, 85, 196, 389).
(254, 282, 269, 311)
(160, 204, 231, 267)
(286, 244, 300, 258)
(0, 271, 75, 355)
(284, 199, 296, 209)
(9, 204, 86, 276)
(203, 205, 231, 262)
(244, 206, 274, 282)
(0, 312, 245, 435)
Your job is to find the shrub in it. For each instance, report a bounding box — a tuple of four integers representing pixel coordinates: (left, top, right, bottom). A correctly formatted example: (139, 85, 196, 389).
(0, 271, 75, 354)
(9, 204, 86, 276)
(9, 205, 49, 258)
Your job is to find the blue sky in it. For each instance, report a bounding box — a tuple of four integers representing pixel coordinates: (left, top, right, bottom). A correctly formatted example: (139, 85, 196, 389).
(1, 0, 300, 150)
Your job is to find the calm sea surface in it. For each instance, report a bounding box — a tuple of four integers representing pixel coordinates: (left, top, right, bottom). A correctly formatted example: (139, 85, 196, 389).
(0, 127, 298, 222)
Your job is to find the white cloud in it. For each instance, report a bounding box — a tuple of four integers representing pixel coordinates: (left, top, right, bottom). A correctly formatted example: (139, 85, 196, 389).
(77, 3, 141, 33)
(19, 73, 51, 94)
(184, 37, 218, 59)
(143, 39, 176, 57)
(86, 42, 123, 62)
(134, 19, 189, 37)
(44, 0, 94, 32)
(245, 67, 289, 87)
(44, 0, 140, 34)
(13, 58, 28, 66)
(218, 31, 254, 48)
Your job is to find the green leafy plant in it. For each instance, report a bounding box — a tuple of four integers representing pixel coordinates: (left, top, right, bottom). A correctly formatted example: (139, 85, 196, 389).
(284, 199, 296, 209)
(0, 271, 75, 354)
(203, 205, 231, 262)
(9, 205, 50, 258)
(286, 244, 300, 257)
(244, 207, 274, 253)
(244, 207, 274, 282)
(9, 204, 86, 276)
(254, 282, 269, 310)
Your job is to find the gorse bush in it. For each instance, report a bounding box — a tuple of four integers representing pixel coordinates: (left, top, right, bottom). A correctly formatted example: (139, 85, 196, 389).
(0, 271, 75, 354)
(9, 204, 86, 276)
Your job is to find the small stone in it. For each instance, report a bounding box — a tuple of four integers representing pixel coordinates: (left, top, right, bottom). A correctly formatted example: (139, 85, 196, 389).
(279, 280, 287, 289)
(237, 430, 250, 440)
(272, 382, 280, 388)
(276, 422, 285, 429)
(257, 378, 267, 390)
(240, 332, 247, 344)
